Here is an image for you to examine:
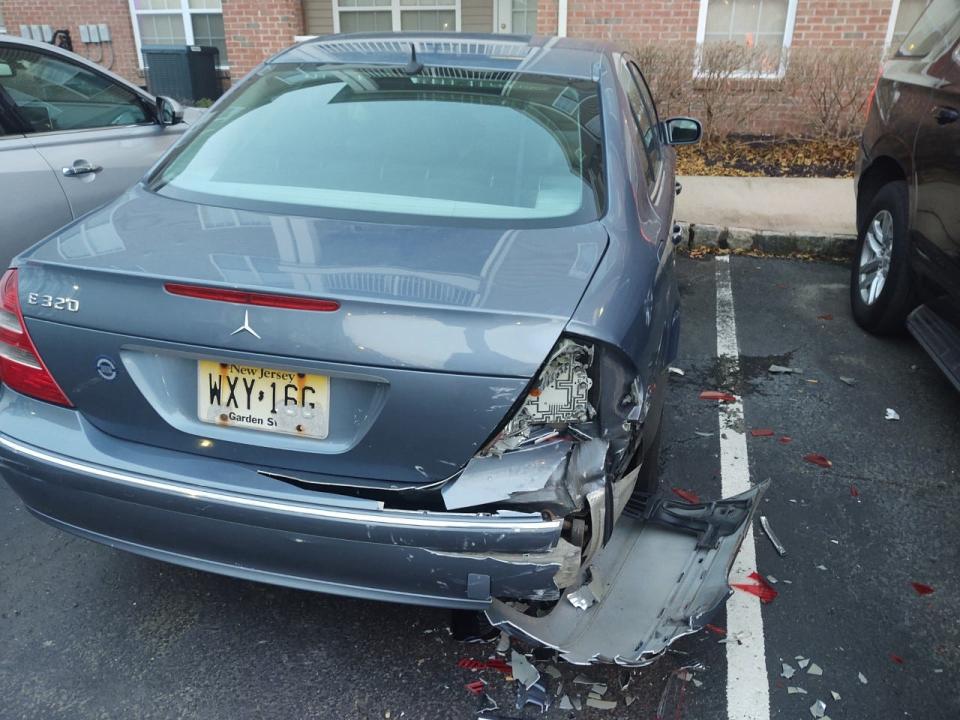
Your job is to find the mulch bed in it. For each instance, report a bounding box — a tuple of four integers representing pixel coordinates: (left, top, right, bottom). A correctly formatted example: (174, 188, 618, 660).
(676, 137, 858, 178)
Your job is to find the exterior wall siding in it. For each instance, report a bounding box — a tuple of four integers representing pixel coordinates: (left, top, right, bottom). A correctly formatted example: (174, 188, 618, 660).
(303, 0, 335, 36)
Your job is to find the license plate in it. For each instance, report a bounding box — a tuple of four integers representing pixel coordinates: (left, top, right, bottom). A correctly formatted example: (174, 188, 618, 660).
(197, 360, 330, 439)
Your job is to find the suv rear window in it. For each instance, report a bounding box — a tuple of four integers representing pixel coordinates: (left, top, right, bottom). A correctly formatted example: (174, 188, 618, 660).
(150, 64, 604, 226)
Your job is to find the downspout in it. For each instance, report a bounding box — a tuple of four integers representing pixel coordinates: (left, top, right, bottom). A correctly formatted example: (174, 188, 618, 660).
(558, 0, 568, 37)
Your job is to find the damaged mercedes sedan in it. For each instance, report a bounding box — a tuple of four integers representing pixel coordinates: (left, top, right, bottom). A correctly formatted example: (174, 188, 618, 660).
(0, 34, 763, 665)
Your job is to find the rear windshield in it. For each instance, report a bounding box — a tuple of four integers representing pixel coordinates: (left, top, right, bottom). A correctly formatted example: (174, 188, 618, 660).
(149, 64, 605, 227)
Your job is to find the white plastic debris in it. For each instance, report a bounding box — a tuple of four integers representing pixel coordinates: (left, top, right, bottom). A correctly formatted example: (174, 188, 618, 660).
(807, 663, 823, 676)
(885, 408, 900, 421)
(839, 376, 857, 386)
(573, 674, 593, 685)
(858, 672, 868, 684)
(831, 691, 841, 701)
(669, 367, 685, 376)
(797, 658, 810, 669)
(559, 695, 573, 711)
(816, 565, 828, 571)
(625, 695, 636, 707)
(692, 679, 703, 688)
(510, 650, 540, 690)
(590, 683, 608, 696)
(586, 698, 617, 710)
(496, 631, 510, 654)
(766, 575, 778, 584)
(810, 699, 827, 718)
(695, 431, 714, 438)
(781, 662, 796, 679)
(769, 364, 803, 374)
(788, 686, 808, 694)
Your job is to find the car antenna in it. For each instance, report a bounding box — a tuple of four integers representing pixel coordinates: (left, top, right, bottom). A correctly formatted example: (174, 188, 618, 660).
(404, 43, 424, 75)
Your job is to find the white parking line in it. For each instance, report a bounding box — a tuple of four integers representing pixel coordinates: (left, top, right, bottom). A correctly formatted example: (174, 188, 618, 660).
(715, 255, 771, 720)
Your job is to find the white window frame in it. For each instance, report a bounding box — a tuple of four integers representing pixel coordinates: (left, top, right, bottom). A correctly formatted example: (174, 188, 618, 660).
(128, 0, 229, 70)
(694, 0, 799, 80)
(331, 0, 462, 34)
(884, 0, 930, 52)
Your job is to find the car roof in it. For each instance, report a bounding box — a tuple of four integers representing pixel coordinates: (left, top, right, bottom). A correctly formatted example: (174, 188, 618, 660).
(272, 33, 612, 80)
(0, 33, 154, 101)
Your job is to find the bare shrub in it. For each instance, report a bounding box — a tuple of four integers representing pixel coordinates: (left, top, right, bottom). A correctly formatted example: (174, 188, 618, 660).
(694, 42, 783, 142)
(633, 43, 695, 119)
(785, 46, 882, 140)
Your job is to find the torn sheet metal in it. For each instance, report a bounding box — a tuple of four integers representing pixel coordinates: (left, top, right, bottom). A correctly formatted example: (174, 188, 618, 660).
(485, 482, 769, 665)
(760, 516, 787, 556)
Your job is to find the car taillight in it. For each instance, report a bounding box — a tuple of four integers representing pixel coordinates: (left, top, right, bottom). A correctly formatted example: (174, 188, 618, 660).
(0, 269, 72, 406)
(864, 63, 884, 121)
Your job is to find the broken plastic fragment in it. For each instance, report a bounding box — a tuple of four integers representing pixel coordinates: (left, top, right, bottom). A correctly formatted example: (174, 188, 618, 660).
(810, 699, 827, 718)
(788, 686, 808, 694)
(816, 564, 827, 571)
(890, 653, 905, 665)
(769, 364, 802, 374)
(817, 314, 833, 320)
(831, 691, 841, 701)
(510, 650, 540, 689)
(751, 428, 775, 437)
(797, 658, 810, 669)
(839, 376, 856, 386)
(590, 683, 608, 696)
(586, 698, 617, 710)
(516, 679, 551, 713)
(567, 584, 598, 611)
(781, 662, 796, 679)
(760, 516, 787, 556)
(496, 631, 511, 654)
(625, 694, 636, 706)
(672, 487, 701, 504)
(573, 674, 592, 685)
(778, 435, 793, 444)
(766, 575, 778, 584)
(885, 408, 900, 421)
(558, 695, 573, 711)
(850, 484, 860, 498)
(911, 582, 935, 596)
(807, 663, 823, 676)
(465, 680, 486, 695)
(803, 453, 832, 468)
(858, 672, 868, 684)
(732, 572, 779, 603)
(700, 389, 737, 403)
(695, 431, 714, 438)
(669, 367, 685, 376)
(705, 624, 726, 636)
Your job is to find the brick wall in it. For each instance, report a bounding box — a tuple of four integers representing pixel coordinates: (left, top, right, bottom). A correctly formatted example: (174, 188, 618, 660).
(536, 0, 897, 135)
(221, 0, 305, 80)
(0, 0, 306, 88)
(2, 0, 143, 85)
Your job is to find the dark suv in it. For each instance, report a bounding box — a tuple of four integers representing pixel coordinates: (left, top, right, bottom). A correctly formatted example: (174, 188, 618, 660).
(852, 0, 960, 389)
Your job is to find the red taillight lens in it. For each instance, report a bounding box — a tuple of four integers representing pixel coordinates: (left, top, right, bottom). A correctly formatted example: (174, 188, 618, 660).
(0, 269, 72, 406)
(864, 63, 884, 121)
(164, 283, 340, 312)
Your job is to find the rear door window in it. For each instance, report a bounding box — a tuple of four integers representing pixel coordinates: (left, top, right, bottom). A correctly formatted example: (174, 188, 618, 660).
(619, 59, 663, 193)
(0, 46, 150, 132)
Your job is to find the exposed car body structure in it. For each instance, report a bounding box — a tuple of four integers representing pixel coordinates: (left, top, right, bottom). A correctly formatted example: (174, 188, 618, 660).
(0, 34, 762, 665)
(852, 0, 960, 389)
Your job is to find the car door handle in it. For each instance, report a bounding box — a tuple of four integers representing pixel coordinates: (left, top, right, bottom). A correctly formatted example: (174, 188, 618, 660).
(933, 105, 959, 125)
(62, 161, 103, 177)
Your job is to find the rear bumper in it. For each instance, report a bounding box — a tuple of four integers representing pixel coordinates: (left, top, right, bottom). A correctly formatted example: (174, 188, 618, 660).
(0, 391, 566, 608)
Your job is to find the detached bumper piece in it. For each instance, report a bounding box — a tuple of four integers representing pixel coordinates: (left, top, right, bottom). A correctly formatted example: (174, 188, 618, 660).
(486, 482, 768, 666)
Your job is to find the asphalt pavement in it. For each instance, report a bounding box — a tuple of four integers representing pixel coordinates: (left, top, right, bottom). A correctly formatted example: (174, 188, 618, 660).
(1, 254, 958, 719)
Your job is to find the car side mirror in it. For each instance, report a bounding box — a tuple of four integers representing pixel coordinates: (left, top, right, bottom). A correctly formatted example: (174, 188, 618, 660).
(663, 117, 702, 145)
(156, 95, 185, 127)
(0, 62, 14, 78)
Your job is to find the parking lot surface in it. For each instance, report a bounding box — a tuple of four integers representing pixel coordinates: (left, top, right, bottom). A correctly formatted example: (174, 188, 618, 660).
(1, 255, 958, 719)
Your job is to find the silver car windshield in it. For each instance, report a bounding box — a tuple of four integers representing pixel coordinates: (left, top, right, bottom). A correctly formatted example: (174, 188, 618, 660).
(149, 64, 604, 225)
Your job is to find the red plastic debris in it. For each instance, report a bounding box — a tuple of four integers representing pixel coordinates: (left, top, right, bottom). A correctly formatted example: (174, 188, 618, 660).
(699, 390, 736, 403)
(911, 582, 935, 596)
(672, 487, 701, 504)
(817, 313, 833, 320)
(731, 572, 779, 604)
(750, 428, 775, 437)
(465, 680, 487, 695)
(705, 624, 727, 636)
(778, 436, 792, 444)
(458, 657, 511, 674)
(890, 653, 905, 665)
(457, 658, 486, 670)
(803, 453, 832, 468)
(485, 658, 511, 674)
(850, 484, 860, 498)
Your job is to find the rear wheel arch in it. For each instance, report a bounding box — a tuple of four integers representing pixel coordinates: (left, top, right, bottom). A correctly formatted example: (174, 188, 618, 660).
(857, 155, 907, 234)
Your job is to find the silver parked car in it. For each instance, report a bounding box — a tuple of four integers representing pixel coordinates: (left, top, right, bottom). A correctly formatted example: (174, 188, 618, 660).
(0, 35, 192, 268)
(0, 34, 761, 666)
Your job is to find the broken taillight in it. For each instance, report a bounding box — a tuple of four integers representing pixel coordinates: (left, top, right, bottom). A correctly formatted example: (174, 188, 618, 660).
(0, 269, 72, 406)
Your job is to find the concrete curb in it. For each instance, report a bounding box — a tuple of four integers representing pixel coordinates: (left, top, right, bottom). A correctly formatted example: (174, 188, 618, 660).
(675, 222, 857, 259)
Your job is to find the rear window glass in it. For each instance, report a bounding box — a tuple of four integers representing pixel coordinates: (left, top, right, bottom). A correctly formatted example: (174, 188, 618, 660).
(149, 64, 605, 226)
(896, 0, 960, 58)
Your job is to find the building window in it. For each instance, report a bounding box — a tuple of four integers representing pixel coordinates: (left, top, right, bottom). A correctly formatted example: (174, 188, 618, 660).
(129, 0, 228, 68)
(695, 0, 799, 78)
(886, 0, 930, 51)
(334, 0, 460, 33)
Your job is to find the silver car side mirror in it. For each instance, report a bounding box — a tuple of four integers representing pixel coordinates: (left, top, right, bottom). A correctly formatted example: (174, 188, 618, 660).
(663, 117, 702, 145)
(156, 95, 185, 127)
